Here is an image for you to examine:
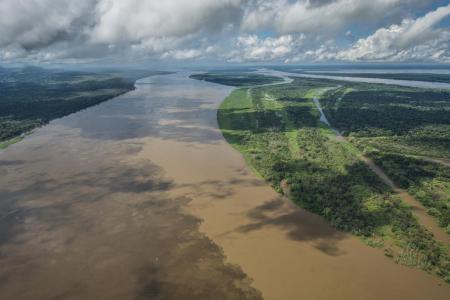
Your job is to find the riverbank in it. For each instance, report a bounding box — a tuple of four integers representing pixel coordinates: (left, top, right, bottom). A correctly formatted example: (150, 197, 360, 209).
(0, 135, 25, 150)
(216, 76, 449, 282)
(0, 66, 169, 148)
(1, 72, 449, 299)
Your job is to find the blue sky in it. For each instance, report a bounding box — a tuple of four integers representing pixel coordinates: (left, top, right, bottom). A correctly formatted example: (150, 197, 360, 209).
(0, 0, 449, 64)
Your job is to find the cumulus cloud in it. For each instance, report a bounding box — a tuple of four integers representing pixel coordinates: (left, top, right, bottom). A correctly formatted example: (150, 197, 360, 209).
(227, 34, 303, 62)
(337, 4, 450, 62)
(287, 42, 339, 63)
(0, 0, 448, 63)
(161, 49, 203, 60)
(0, 0, 94, 50)
(90, 0, 243, 43)
(241, 0, 422, 35)
(0, 0, 244, 61)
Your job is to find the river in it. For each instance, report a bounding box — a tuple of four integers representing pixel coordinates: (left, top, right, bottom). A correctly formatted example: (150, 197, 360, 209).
(283, 72, 450, 89)
(0, 72, 448, 300)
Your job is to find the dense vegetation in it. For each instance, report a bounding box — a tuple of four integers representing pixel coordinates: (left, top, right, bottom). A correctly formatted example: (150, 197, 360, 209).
(189, 72, 284, 86)
(370, 152, 450, 232)
(208, 74, 449, 281)
(0, 66, 166, 145)
(318, 80, 450, 233)
(321, 86, 450, 144)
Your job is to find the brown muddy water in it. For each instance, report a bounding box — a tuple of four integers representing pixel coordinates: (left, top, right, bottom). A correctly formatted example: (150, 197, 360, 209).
(0, 72, 448, 300)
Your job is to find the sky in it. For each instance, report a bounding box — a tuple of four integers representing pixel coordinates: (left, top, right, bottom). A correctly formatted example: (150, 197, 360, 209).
(1, 0, 450, 65)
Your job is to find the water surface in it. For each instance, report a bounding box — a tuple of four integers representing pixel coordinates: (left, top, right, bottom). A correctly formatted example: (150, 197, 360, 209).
(0, 72, 449, 300)
(271, 69, 450, 89)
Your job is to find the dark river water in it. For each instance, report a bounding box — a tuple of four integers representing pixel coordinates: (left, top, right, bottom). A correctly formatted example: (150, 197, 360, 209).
(0, 72, 449, 300)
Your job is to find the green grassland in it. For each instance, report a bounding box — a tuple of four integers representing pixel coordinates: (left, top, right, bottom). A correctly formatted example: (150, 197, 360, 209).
(213, 76, 449, 281)
(0, 66, 167, 145)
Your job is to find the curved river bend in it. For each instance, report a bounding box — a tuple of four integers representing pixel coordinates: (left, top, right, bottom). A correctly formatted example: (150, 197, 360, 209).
(0, 72, 448, 300)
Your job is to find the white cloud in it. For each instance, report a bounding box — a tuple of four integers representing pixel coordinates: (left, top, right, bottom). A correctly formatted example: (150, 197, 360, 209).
(162, 49, 203, 60)
(0, 0, 94, 50)
(337, 4, 450, 62)
(228, 34, 303, 62)
(241, 0, 422, 35)
(0, 0, 244, 61)
(90, 0, 243, 43)
(0, 0, 448, 63)
(288, 46, 336, 63)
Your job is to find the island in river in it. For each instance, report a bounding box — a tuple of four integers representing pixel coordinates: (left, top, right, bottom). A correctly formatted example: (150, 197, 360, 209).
(0, 69, 449, 300)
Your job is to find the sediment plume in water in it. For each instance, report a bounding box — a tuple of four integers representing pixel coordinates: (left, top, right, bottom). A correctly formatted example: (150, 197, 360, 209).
(0, 73, 448, 300)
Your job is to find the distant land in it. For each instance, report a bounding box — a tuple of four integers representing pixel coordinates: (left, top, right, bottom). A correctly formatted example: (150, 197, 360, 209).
(190, 72, 284, 86)
(0, 66, 169, 148)
(294, 72, 450, 84)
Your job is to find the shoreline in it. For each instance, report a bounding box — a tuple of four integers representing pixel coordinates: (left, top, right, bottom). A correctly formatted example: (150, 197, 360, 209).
(1, 72, 449, 299)
(0, 72, 171, 150)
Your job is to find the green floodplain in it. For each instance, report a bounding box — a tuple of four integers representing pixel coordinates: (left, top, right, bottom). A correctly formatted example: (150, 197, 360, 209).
(0, 66, 168, 147)
(192, 72, 450, 282)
